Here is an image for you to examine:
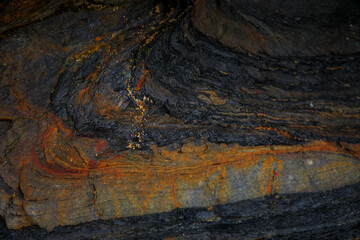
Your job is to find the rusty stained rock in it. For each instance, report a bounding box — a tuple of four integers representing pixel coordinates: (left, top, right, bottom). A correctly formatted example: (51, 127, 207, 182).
(0, 0, 360, 235)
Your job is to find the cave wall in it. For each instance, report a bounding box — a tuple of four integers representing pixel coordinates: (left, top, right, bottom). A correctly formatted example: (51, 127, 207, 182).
(0, 0, 359, 238)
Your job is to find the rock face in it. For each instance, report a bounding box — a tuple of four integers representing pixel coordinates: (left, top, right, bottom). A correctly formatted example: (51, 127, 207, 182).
(0, 0, 360, 237)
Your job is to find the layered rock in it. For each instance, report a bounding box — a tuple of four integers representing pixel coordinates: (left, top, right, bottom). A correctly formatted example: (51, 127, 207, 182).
(0, 0, 359, 234)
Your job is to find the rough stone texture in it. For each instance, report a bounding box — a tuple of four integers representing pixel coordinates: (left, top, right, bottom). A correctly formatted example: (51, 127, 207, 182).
(1, 182, 359, 239)
(0, 0, 359, 238)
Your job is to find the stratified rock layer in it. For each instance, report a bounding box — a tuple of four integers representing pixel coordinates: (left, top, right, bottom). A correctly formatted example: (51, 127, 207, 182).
(1, 182, 359, 239)
(0, 0, 359, 237)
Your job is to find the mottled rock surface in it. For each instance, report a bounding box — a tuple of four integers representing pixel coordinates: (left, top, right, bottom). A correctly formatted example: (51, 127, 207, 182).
(0, 0, 359, 238)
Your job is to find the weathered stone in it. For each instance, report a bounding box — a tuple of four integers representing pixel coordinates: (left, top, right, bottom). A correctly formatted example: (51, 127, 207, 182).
(0, 0, 359, 238)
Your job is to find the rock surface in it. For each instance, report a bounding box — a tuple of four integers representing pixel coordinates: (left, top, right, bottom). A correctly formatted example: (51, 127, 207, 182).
(0, 0, 359, 238)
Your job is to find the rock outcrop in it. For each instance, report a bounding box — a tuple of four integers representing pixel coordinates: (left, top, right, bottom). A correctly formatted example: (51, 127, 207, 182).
(0, 0, 359, 237)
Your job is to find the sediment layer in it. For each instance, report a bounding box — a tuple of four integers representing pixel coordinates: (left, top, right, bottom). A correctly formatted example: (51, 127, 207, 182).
(0, 0, 359, 233)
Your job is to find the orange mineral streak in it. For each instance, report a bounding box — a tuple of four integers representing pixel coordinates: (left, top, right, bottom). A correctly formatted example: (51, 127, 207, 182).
(95, 141, 342, 177)
(255, 126, 293, 139)
(38, 115, 89, 176)
(30, 114, 360, 218)
(171, 180, 181, 208)
(37, 115, 345, 178)
(258, 154, 283, 196)
(94, 92, 120, 117)
(76, 87, 91, 105)
(88, 66, 102, 81)
(135, 70, 148, 91)
(135, 63, 149, 91)
(71, 43, 104, 63)
(267, 168, 275, 195)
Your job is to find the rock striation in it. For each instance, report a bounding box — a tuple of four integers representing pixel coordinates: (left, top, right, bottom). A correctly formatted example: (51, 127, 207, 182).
(0, 0, 359, 237)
